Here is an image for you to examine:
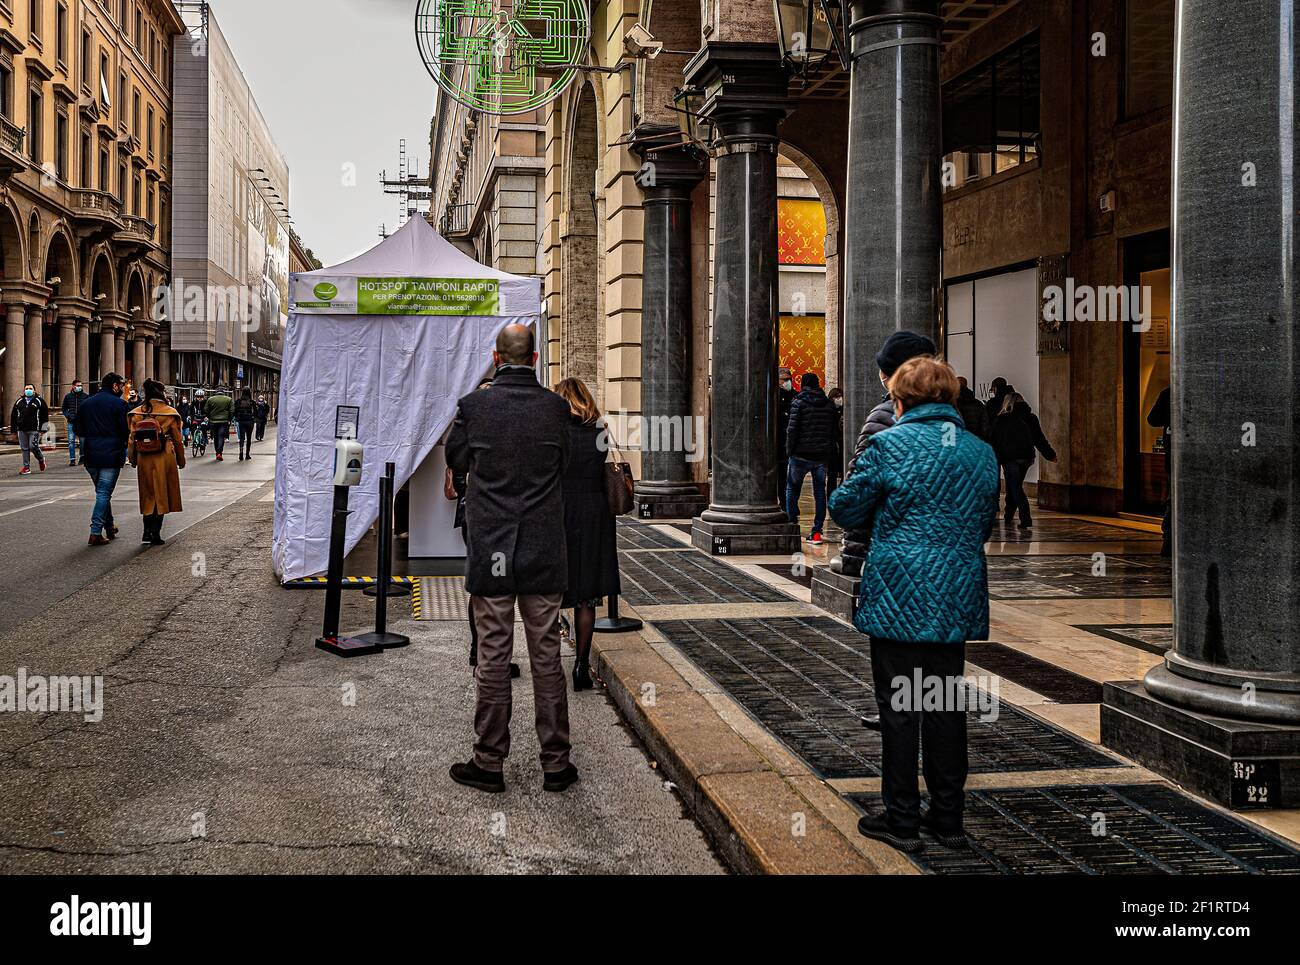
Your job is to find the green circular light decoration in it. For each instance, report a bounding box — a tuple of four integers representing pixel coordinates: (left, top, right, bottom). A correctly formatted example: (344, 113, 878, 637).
(416, 0, 591, 116)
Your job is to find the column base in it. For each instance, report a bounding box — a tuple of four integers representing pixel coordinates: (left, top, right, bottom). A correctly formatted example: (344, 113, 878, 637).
(810, 566, 860, 622)
(634, 490, 708, 520)
(1101, 679, 1300, 810)
(691, 517, 800, 557)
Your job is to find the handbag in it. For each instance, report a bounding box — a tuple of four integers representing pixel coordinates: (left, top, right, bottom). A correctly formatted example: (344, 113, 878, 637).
(604, 440, 635, 516)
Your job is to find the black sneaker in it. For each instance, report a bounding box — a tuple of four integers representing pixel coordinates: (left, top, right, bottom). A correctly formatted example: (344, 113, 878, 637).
(856, 811, 924, 853)
(543, 763, 580, 792)
(920, 813, 970, 850)
(861, 714, 881, 731)
(449, 760, 505, 793)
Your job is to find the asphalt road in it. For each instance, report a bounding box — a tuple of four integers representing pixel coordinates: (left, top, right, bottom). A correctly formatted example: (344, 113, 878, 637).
(0, 425, 277, 635)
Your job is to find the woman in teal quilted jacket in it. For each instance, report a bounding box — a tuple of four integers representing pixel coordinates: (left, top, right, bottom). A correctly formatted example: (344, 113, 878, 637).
(828, 356, 999, 854)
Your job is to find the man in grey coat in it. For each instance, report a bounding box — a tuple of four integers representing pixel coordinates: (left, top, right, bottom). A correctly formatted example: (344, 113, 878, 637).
(445, 324, 577, 794)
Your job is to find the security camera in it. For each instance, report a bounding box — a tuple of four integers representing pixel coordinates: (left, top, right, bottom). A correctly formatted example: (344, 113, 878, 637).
(46, 276, 62, 285)
(623, 23, 663, 59)
(94, 293, 107, 301)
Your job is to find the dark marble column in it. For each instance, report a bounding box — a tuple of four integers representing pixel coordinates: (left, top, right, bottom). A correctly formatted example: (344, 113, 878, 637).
(634, 135, 708, 520)
(686, 44, 799, 555)
(822, 0, 943, 590)
(1102, 0, 1300, 809)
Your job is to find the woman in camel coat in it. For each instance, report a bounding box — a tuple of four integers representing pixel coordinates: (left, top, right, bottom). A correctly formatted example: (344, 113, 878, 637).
(128, 379, 186, 545)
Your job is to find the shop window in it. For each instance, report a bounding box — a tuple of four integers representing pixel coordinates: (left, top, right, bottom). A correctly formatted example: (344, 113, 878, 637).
(1124, 0, 1175, 118)
(0, 63, 11, 120)
(941, 32, 1041, 193)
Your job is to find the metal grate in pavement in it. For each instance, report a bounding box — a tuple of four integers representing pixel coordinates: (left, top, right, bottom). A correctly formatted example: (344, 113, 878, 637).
(618, 551, 792, 606)
(846, 784, 1300, 874)
(1076, 624, 1174, 655)
(617, 519, 691, 551)
(758, 563, 813, 588)
(987, 554, 1170, 600)
(653, 617, 1121, 779)
(988, 518, 1162, 543)
(966, 642, 1103, 704)
(413, 577, 470, 621)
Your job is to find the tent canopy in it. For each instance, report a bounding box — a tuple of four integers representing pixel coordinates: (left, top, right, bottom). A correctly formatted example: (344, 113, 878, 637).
(272, 217, 541, 582)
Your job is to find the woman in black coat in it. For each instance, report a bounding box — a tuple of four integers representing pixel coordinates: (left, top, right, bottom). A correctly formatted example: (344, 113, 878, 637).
(553, 377, 621, 691)
(991, 393, 1057, 530)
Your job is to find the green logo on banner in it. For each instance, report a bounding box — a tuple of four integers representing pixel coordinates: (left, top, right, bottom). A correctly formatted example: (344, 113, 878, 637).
(357, 277, 500, 316)
(313, 282, 339, 302)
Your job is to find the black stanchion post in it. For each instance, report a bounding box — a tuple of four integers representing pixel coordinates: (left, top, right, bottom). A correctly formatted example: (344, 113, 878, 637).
(354, 463, 410, 649)
(316, 485, 382, 657)
(365, 461, 410, 599)
(593, 594, 642, 633)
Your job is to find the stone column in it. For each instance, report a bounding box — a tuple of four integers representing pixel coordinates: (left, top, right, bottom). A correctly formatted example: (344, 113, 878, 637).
(3, 305, 24, 416)
(57, 316, 76, 398)
(116, 330, 127, 380)
(686, 44, 799, 555)
(1102, 0, 1300, 809)
(99, 325, 116, 378)
(132, 337, 146, 385)
(633, 136, 708, 520)
(833, 0, 943, 578)
(75, 318, 90, 386)
(25, 306, 43, 397)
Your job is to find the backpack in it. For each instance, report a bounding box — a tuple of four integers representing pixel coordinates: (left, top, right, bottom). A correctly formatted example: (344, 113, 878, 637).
(133, 411, 165, 455)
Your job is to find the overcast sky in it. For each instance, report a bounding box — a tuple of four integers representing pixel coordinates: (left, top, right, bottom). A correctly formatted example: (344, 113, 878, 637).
(207, 0, 436, 266)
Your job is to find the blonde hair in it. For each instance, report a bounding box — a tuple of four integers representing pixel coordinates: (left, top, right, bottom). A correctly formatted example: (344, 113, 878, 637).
(552, 377, 601, 425)
(999, 392, 1023, 417)
(888, 356, 960, 411)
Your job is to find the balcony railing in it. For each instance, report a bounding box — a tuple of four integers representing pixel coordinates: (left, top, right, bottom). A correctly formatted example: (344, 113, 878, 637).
(72, 188, 124, 219)
(439, 202, 473, 236)
(0, 115, 25, 155)
(120, 215, 156, 242)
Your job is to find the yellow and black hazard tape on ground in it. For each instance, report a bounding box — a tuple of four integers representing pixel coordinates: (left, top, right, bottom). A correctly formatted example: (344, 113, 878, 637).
(282, 576, 420, 590)
(410, 578, 423, 620)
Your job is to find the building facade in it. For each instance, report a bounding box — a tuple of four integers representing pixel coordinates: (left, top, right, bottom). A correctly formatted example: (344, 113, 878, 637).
(168, 1, 288, 398)
(0, 0, 181, 418)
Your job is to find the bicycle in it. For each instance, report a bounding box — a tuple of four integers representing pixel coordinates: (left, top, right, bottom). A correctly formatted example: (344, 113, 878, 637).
(190, 420, 209, 458)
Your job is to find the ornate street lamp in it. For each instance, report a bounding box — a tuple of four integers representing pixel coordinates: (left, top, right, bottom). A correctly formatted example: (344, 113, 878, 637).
(672, 85, 710, 150)
(773, 0, 849, 77)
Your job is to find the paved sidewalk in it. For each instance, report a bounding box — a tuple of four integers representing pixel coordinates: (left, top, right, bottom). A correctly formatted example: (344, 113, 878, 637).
(0, 489, 722, 874)
(595, 514, 1300, 874)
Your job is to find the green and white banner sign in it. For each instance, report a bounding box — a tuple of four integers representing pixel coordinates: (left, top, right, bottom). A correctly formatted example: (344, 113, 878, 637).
(293, 276, 500, 316)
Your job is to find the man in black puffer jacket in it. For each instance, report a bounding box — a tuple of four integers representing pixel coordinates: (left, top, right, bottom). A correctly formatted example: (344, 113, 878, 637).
(830, 331, 937, 576)
(786, 373, 839, 543)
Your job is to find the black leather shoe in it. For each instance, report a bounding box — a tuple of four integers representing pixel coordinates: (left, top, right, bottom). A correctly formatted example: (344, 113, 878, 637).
(856, 811, 924, 853)
(861, 714, 881, 731)
(449, 760, 505, 793)
(920, 813, 970, 850)
(572, 662, 593, 691)
(543, 764, 579, 792)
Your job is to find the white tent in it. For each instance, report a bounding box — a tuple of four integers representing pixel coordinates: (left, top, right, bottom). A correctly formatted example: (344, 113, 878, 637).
(272, 216, 542, 582)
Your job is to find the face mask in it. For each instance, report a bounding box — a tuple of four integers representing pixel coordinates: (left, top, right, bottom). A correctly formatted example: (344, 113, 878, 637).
(24, 389, 33, 398)
(74, 386, 82, 393)
(781, 380, 792, 391)
(834, 399, 843, 409)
